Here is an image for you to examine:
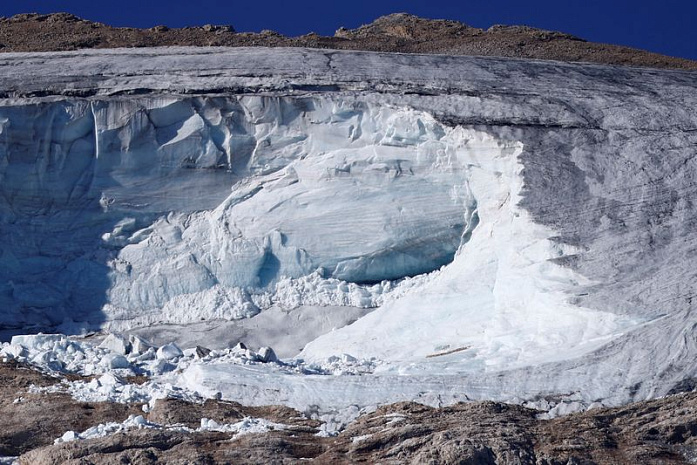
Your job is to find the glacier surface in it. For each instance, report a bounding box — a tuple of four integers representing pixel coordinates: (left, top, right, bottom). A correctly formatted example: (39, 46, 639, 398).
(1, 47, 697, 415)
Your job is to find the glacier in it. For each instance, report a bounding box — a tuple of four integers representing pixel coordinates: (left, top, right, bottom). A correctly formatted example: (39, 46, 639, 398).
(1, 47, 697, 415)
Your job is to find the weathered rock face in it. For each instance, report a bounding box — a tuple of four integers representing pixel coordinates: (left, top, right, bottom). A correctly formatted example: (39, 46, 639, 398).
(323, 397, 697, 464)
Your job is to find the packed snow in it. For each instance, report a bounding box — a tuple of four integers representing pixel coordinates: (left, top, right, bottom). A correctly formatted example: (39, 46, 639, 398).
(1, 47, 697, 423)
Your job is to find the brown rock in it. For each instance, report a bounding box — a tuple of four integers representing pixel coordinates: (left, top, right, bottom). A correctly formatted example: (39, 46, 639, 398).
(0, 361, 141, 457)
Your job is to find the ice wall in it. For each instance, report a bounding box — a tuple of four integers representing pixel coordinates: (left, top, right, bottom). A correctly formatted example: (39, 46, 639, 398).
(0, 96, 477, 331)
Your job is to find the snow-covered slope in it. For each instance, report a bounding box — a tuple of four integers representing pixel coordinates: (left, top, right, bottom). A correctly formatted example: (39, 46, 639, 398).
(2, 47, 697, 413)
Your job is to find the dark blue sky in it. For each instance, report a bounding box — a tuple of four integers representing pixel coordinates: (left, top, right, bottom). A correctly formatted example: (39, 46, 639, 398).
(1, 0, 695, 60)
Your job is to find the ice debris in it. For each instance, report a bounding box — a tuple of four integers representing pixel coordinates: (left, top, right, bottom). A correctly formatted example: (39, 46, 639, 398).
(199, 417, 287, 437)
(98, 334, 131, 355)
(257, 347, 277, 363)
(2, 332, 379, 409)
(55, 414, 288, 444)
(157, 342, 184, 361)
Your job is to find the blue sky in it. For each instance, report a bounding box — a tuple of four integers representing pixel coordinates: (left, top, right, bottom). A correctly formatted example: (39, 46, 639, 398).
(1, 0, 695, 60)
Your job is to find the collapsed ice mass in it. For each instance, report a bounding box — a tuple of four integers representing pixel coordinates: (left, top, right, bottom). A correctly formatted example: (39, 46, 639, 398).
(0, 96, 480, 330)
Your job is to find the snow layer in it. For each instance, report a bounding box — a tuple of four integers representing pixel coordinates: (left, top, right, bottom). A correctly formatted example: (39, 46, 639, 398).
(2, 47, 697, 416)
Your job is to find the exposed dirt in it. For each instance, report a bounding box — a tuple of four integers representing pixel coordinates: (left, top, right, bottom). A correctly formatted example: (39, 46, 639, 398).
(1, 12, 696, 70)
(3, 361, 696, 464)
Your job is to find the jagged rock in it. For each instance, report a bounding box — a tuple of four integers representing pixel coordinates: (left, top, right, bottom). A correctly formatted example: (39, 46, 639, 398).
(202, 24, 233, 33)
(10, 373, 697, 465)
(1, 360, 695, 464)
(0, 361, 140, 457)
(334, 26, 350, 38)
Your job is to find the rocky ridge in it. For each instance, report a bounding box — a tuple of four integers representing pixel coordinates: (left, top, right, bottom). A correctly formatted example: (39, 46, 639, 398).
(0, 12, 695, 69)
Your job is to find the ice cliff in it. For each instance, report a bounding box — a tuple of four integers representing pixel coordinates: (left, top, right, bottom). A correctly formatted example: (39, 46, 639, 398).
(0, 95, 477, 329)
(1, 47, 697, 410)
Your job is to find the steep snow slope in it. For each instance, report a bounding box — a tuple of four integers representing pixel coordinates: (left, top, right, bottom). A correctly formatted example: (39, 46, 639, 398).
(1, 47, 697, 412)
